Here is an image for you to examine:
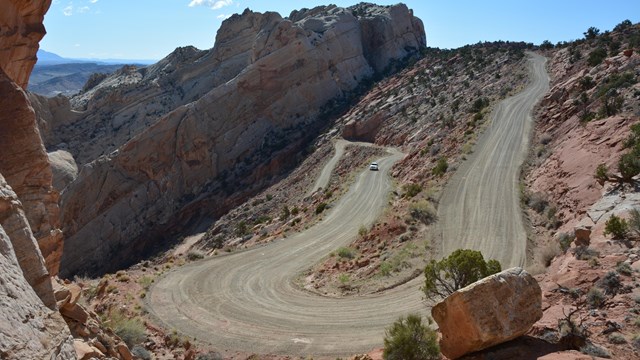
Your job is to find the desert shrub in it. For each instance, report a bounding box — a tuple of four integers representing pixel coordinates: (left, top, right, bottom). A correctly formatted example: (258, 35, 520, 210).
(630, 208, 640, 236)
(196, 352, 224, 360)
(618, 152, 640, 182)
(423, 249, 501, 301)
(528, 192, 549, 213)
(617, 262, 633, 276)
(138, 276, 154, 290)
(402, 183, 422, 198)
(291, 206, 299, 216)
(573, 246, 599, 261)
(235, 221, 248, 237)
(469, 97, 489, 113)
(595, 163, 609, 183)
(338, 273, 350, 284)
(280, 206, 290, 220)
(336, 247, 355, 259)
(107, 310, 146, 347)
(315, 202, 328, 215)
(587, 48, 607, 66)
(580, 343, 611, 358)
(580, 76, 595, 90)
(598, 95, 624, 117)
(608, 332, 627, 344)
(409, 200, 436, 225)
(603, 214, 629, 239)
(131, 346, 152, 360)
(186, 250, 205, 261)
(379, 262, 392, 276)
(586, 287, 605, 308)
(558, 232, 575, 253)
(432, 157, 448, 177)
(358, 225, 368, 237)
(383, 314, 440, 360)
(597, 72, 637, 98)
(600, 271, 621, 295)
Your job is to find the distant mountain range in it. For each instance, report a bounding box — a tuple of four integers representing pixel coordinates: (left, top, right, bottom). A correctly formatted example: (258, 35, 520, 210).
(29, 49, 158, 97)
(36, 49, 157, 66)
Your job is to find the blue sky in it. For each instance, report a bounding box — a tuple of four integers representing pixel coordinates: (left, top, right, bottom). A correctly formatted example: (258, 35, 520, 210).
(41, 0, 640, 60)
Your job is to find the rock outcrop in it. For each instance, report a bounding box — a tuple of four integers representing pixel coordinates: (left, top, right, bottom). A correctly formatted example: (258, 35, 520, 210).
(0, 1, 76, 358)
(0, 0, 50, 88)
(0, 69, 64, 278)
(56, 3, 426, 276)
(0, 176, 75, 359)
(431, 267, 542, 359)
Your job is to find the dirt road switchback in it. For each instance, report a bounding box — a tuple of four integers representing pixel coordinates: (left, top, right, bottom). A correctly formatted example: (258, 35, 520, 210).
(436, 53, 549, 268)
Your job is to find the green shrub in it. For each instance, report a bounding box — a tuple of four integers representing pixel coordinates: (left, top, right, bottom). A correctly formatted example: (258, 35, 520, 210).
(358, 225, 368, 237)
(423, 249, 501, 301)
(315, 202, 328, 215)
(107, 310, 146, 347)
(379, 262, 392, 276)
(432, 157, 448, 177)
(186, 250, 205, 261)
(336, 247, 355, 259)
(608, 332, 627, 344)
(619, 152, 640, 182)
(597, 72, 637, 98)
(587, 48, 607, 66)
(383, 314, 440, 360)
(630, 208, 640, 236)
(280, 206, 290, 220)
(600, 271, 621, 295)
(580, 343, 611, 358)
(617, 262, 633, 276)
(587, 287, 605, 308)
(595, 163, 609, 183)
(603, 214, 629, 239)
(409, 200, 436, 225)
(338, 273, 350, 284)
(584, 26, 600, 40)
(402, 183, 422, 198)
(138, 276, 154, 290)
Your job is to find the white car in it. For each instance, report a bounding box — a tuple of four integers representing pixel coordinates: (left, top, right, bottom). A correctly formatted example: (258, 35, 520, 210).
(369, 162, 379, 171)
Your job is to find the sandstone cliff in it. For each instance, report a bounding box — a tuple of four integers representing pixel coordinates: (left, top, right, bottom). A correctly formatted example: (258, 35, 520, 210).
(0, 1, 75, 358)
(54, 3, 425, 276)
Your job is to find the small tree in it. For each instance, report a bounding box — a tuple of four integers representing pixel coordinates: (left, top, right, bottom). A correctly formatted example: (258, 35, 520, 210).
(383, 314, 440, 360)
(584, 26, 600, 40)
(540, 40, 554, 50)
(619, 152, 640, 182)
(423, 249, 502, 302)
(603, 214, 629, 239)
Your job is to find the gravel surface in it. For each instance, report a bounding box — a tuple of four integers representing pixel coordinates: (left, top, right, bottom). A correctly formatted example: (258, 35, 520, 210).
(146, 53, 549, 358)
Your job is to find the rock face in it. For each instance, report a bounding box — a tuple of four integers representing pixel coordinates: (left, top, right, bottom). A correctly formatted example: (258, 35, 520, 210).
(48, 150, 79, 192)
(431, 267, 542, 359)
(55, 3, 425, 276)
(0, 1, 76, 358)
(0, 0, 63, 278)
(0, 0, 50, 88)
(1, 176, 75, 359)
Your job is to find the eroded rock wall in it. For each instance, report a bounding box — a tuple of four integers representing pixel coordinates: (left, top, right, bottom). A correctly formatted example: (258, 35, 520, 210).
(58, 3, 426, 276)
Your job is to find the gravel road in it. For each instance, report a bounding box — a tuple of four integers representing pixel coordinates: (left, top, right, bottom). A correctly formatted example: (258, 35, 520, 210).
(436, 52, 549, 267)
(147, 53, 549, 357)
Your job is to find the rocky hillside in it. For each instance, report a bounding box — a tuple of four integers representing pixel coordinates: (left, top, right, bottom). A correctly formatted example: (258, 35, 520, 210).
(521, 21, 640, 358)
(36, 3, 426, 277)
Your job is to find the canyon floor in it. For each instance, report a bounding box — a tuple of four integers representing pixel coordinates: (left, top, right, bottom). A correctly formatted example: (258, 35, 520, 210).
(145, 53, 549, 359)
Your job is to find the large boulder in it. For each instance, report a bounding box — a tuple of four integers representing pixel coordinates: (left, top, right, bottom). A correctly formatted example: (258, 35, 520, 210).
(431, 267, 542, 359)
